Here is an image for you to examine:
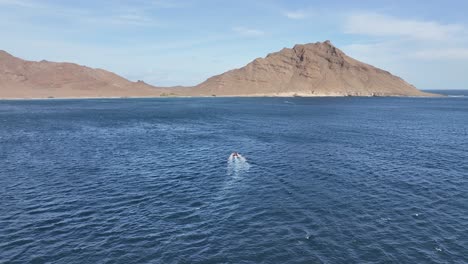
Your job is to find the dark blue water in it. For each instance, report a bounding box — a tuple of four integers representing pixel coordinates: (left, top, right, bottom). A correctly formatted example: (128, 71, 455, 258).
(1, 93, 467, 263)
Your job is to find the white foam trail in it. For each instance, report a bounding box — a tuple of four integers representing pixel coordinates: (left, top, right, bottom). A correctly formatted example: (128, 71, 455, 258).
(227, 154, 250, 177)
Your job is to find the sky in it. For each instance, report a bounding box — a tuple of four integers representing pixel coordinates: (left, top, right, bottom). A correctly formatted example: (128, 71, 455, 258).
(1, 0, 467, 89)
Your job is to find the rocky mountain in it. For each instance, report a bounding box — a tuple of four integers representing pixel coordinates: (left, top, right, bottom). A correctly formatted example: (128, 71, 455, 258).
(0, 41, 436, 98)
(0, 50, 163, 99)
(180, 41, 433, 97)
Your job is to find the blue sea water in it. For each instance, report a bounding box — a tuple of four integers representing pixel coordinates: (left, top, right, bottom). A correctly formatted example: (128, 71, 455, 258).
(1, 92, 467, 263)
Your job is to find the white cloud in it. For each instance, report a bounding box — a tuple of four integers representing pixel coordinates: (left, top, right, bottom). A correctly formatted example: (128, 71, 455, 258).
(343, 12, 468, 62)
(343, 42, 395, 57)
(344, 41, 468, 62)
(83, 13, 158, 27)
(233, 27, 265, 37)
(341, 42, 407, 67)
(412, 48, 468, 60)
(284, 10, 307, 20)
(345, 12, 464, 41)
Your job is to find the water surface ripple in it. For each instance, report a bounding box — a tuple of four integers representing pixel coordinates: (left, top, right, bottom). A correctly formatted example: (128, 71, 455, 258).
(1, 95, 467, 263)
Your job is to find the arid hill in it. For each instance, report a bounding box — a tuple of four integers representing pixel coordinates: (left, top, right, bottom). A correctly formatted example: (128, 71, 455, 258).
(178, 41, 434, 97)
(0, 50, 163, 99)
(0, 41, 436, 99)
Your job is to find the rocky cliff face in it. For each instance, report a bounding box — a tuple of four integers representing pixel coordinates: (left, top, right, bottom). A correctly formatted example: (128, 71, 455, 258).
(0, 51, 163, 98)
(184, 41, 432, 97)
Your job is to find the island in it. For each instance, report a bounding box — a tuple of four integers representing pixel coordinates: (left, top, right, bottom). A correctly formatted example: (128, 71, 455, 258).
(0, 41, 437, 99)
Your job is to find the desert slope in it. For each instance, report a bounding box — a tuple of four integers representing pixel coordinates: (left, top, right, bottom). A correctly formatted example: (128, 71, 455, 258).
(1, 41, 437, 99)
(0, 50, 164, 99)
(179, 41, 434, 97)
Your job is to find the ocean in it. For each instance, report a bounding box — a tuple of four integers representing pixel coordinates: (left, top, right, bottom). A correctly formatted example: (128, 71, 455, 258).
(1, 91, 467, 263)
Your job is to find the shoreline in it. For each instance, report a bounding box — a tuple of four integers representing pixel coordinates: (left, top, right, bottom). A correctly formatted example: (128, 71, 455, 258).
(0, 94, 447, 101)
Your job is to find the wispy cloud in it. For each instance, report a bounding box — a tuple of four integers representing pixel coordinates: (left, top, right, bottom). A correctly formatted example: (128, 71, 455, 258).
(345, 12, 464, 41)
(343, 12, 468, 62)
(0, 0, 37, 8)
(233, 27, 265, 37)
(412, 48, 468, 60)
(83, 13, 158, 27)
(283, 10, 307, 20)
(0, 0, 160, 28)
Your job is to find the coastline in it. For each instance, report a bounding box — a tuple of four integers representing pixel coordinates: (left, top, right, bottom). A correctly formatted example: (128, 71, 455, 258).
(0, 93, 445, 101)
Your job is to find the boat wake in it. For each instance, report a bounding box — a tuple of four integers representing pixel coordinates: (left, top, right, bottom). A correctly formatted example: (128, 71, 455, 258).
(216, 153, 251, 196)
(227, 153, 250, 177)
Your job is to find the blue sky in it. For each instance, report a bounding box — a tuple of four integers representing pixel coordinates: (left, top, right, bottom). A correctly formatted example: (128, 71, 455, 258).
(1, 0, 467, 89)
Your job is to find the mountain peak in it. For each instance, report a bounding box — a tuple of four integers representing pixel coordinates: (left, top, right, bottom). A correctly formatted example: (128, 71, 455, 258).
(291, 40, 345, 63)
(321, 40, 339, 50)
(191, 40, 433, 97)
(292, 40, 339, 52)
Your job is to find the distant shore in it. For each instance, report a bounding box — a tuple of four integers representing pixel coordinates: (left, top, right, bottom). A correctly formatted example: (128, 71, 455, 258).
(0, 93, 446, 101)
(0, 42, 446, 101)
